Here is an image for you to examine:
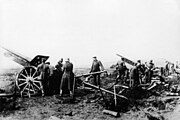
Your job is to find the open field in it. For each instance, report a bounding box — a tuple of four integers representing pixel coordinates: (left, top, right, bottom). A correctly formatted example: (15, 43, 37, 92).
(0, 68, 180, 120)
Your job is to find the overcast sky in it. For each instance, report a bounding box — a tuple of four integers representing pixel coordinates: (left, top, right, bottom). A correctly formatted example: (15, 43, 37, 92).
(0, 0, 180, 70)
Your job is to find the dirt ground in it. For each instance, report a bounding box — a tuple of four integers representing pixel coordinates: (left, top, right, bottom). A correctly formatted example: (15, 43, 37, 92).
(0, 69, 180, 120)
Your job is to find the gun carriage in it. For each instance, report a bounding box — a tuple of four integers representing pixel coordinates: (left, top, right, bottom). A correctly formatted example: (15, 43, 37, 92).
(1, 46, 49, 97)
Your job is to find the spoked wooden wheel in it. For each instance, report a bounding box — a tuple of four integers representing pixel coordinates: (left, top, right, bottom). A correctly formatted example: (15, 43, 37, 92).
(16, 66, 44, 97)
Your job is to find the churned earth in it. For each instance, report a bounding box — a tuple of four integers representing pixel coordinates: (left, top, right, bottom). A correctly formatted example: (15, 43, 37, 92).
(0, 68, 180, 120)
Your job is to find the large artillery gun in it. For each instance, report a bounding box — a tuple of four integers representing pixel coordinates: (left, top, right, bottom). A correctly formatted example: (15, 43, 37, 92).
(1, 46, 49, 97)
(115, 53, 167, 87)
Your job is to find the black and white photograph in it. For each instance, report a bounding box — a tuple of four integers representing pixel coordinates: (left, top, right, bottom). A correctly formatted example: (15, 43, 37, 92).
(0, 0, 180, 119)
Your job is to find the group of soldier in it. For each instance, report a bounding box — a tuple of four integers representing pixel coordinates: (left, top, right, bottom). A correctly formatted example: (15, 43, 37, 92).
(115, 58, 156, 87)
(36, 56, 105, 97)
(36, 56, 179, 97)
(37, 58, 74, 96)
(115, 58, 180, 87)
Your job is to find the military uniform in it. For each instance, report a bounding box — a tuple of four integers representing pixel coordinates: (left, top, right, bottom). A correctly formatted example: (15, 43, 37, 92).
(53, 62, 63, 94)
(130, 66, 140, 86)
(147, 61, 155, 83)
(60, 61, 74, 96)
(116, 61, 128, 84)
(47, 64, 55, 95)
(37, 63, 50, 94)
(90, 59, 104, 86)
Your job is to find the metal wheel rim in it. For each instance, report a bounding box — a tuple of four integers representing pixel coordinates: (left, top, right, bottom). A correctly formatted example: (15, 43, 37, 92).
(16, 66, 42, 97)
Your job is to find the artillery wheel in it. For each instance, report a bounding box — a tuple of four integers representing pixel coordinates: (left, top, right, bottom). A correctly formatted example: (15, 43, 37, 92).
(16, 66, 44, 97)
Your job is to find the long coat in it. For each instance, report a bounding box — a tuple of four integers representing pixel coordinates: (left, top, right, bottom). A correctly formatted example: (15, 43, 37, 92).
(60, 61, 74, 91)
(130, 66, 140, 85)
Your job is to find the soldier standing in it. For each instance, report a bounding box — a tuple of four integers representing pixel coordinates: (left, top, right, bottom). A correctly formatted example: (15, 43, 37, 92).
(136, 60, 145, 84)
(165, 62, 169, 76)
(37, 58, 50, 95)
(115, 58, 128, 84)
(90, 56, 104, 86)
(130, 63, 140, 87)
(170, 64, 175, 74)
(60, 58, 74, 97)
(46, 62, 55, 95)
(54, 58, 63, 94)
(55, 58, 63, 73)
(147, 60, 155, 83)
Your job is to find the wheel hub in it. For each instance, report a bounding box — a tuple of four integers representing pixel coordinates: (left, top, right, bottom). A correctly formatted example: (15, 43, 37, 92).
(26, 77, 34, 82)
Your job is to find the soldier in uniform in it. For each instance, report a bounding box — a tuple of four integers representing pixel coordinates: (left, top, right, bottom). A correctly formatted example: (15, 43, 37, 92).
(147, 60, 155, 83)
(37, 58, 50, 95)
(165, 62, 169, 76)
(54, 58, 63, 94)
(129, 60, 145, 86)
(60, 58, 74, 97)
(46, 62, 55, 95)
(115, 58, 128, 84)
(136, 60, 145, 84)
(55, 58, 63, 73)
(90, 56, 104, 86)
(130, 63, 140, 87)
(170, 64, 175, 74)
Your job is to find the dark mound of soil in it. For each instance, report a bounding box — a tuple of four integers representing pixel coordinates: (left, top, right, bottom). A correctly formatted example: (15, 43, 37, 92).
(0, 96, 20, 113)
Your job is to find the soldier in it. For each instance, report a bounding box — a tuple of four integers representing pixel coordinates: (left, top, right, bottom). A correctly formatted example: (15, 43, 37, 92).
(170, 64, 175, 74)
(129, 63, 140, 87)
(37, 58, 50, 95)
(46, 62, 55, 95)
(90, 56, 104, 86)
(147, 60, 155, 83)
(136, 60, 146, 84)
(165, 62, 169, 76)
(115, 58, 128, 84)
(141, 63, 147, 75)
(54, 58, 63, 94)
(149, 60, 155, 69)
(55, 58, 63, 73)
(60, 58, 74, 97)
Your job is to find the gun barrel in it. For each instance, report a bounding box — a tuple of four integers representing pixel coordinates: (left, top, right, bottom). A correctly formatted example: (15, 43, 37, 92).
(0, 46, 31, 66)
(116, 54, 136, 66)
